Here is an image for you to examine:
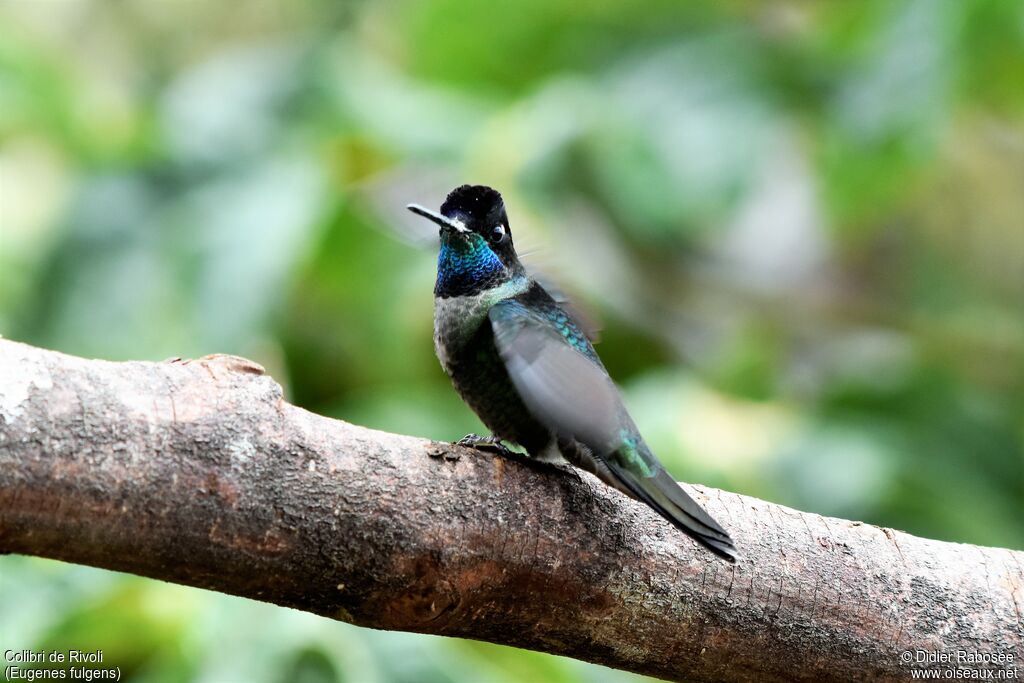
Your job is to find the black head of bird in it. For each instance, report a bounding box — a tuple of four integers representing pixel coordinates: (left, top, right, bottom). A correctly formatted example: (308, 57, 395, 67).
(408, 185, 526, 298)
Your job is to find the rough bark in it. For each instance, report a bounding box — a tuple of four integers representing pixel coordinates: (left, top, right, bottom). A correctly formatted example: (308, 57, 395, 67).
(0, 339, 1020, 682)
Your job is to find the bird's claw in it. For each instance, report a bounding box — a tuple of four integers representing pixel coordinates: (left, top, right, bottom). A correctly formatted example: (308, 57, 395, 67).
(456, 433, 516, 457)
(557, 463, 585, 485)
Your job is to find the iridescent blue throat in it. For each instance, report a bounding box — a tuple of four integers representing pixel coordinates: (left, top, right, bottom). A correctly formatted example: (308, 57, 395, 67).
(435, 234, 506, 298)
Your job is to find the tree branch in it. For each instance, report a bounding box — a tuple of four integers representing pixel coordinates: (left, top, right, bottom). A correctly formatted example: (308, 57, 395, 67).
(0, 339, 1020, 682)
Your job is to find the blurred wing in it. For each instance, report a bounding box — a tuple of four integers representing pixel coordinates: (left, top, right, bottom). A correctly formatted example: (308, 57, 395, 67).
(528, 270, 602, 342)
(489, 300, 738, 562)
(489, 300, 621, 451)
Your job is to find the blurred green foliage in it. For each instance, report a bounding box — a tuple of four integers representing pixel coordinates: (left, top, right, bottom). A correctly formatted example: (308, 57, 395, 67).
(1, 0, 1022, 681)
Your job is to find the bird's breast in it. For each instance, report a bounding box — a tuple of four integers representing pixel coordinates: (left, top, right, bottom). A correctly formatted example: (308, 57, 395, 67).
(434, 294, 489, 371)
(433, 277, 530, 372)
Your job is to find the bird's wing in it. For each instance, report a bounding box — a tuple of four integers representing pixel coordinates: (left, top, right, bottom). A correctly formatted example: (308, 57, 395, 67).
(488, 300, 738, 562)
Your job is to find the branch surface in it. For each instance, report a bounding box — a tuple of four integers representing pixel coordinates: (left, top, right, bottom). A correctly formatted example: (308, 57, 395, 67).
(0, 339, 1021, 682)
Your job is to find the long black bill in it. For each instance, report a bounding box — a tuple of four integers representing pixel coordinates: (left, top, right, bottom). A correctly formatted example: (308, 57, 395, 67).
(406, 204, 466, 233)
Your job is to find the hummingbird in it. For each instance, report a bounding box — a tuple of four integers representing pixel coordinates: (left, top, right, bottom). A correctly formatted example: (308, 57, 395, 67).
(407, 185, 738, 562)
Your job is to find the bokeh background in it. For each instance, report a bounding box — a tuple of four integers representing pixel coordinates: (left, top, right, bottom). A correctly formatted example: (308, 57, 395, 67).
(1, 0, 1022, 681)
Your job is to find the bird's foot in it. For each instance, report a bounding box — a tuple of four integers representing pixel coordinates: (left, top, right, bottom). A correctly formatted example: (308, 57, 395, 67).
(456, 433, 516, 458)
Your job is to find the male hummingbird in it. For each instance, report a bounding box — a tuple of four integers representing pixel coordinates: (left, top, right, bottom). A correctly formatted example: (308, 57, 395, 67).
(407, 185, 738, 562)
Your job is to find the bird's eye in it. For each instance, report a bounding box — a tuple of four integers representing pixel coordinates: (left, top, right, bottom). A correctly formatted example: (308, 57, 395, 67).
(489, 224, 507, 243)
